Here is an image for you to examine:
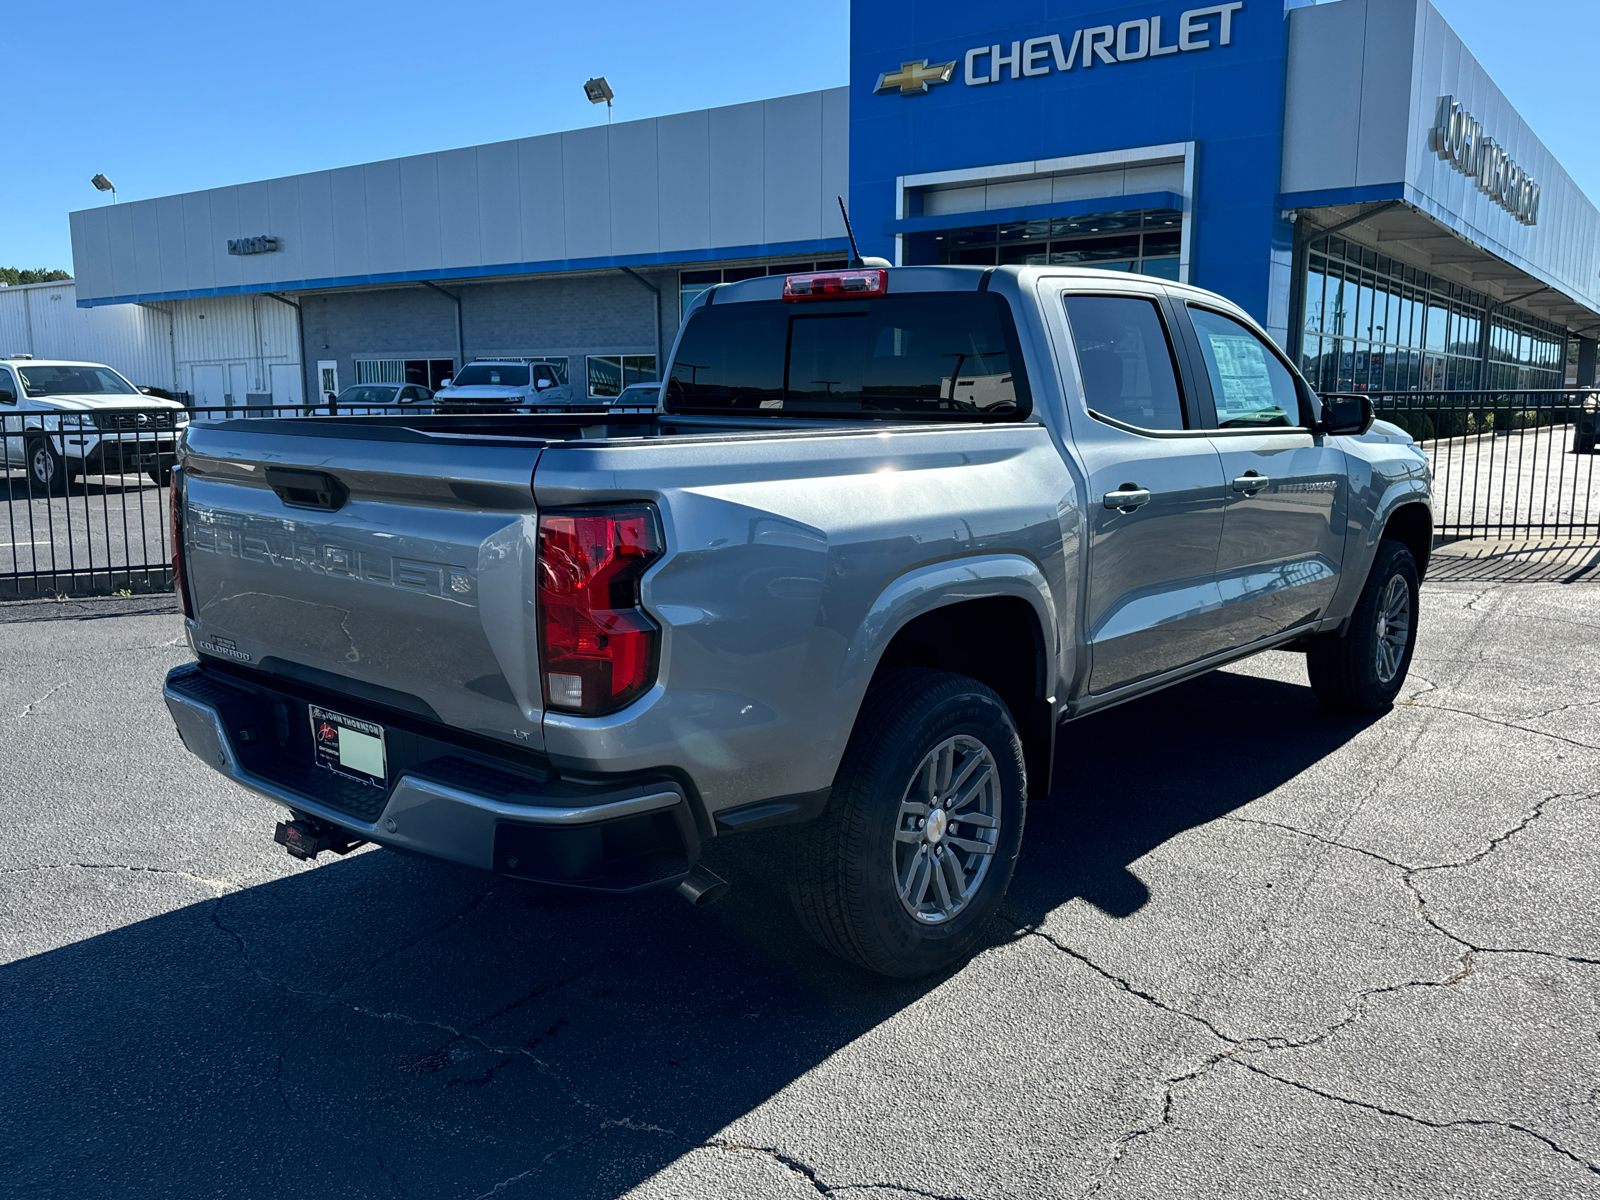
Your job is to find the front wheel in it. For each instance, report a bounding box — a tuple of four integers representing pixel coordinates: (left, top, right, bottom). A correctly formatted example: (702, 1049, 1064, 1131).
(25, 437, 67, 495)
(788, 669, 1027, 977)
(1307, 540, 1420, 714)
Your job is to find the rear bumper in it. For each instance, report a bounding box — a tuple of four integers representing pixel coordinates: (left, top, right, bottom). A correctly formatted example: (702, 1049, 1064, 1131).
(163, 661, 698, 891)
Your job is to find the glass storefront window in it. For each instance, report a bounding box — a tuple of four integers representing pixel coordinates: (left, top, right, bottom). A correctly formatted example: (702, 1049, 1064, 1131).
(1300, 236, 1566, 391)
(908, 208, 1183, 276)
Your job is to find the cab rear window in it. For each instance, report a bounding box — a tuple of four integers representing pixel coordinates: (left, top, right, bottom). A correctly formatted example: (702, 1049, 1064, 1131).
(665, 293, 1030, 420)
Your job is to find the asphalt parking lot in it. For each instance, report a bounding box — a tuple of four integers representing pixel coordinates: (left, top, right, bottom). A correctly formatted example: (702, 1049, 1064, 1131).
(2, 558, 1597, 1199)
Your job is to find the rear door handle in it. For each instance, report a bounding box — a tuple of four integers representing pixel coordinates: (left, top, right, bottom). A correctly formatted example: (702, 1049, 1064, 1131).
(1232, 473, 1270, 494)
(1103, 487, 1151, 511)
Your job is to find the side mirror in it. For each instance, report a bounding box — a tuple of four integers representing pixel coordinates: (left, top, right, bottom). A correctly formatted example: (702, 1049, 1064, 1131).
(439, 378, 452, 389)
(535, 377, 553, 391)
(1317, 393, 1372, 436)
(0, 388, 14, 405)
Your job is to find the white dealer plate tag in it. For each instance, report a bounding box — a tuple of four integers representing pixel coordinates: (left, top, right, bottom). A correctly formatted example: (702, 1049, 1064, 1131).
(309, 705, 388, 788)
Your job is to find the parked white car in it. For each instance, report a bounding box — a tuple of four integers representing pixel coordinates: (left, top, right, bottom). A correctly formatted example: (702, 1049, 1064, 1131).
(610, 381, 664, 410)
(433, 360, 574, 412)
(332, 383, 436, 415)
(0, 356, 189, 491)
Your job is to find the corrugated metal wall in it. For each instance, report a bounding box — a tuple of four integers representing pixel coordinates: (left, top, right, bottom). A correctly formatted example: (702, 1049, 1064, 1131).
(0, 281, 175, 388)
(164, 293, 300, 398)
(0, 282, 304, 403)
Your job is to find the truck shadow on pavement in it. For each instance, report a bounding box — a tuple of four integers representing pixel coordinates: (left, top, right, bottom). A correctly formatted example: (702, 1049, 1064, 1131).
(2, 666, 1376, 1199)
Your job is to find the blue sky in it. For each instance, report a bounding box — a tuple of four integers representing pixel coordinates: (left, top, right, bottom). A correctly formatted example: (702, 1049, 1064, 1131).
(3, 0, 1593, 272)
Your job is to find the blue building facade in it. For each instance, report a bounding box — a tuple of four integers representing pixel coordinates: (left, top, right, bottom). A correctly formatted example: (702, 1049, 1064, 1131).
(851, 1, 1291, 336)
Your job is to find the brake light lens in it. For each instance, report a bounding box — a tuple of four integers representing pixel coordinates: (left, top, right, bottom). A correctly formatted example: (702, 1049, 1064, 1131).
(537, 506, 663, 715)
(169, 466, 193, 619)
(782, 269, 888, 302)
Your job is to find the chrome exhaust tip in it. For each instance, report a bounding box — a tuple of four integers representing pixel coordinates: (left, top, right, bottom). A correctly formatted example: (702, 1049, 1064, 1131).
(676, 865, 729, 907)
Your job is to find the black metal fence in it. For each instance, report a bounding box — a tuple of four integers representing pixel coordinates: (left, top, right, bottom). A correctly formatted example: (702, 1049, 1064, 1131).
(1360, 389, 1599, 540)
(3, 392, 1597, 599)
(0, 401, 645, 599)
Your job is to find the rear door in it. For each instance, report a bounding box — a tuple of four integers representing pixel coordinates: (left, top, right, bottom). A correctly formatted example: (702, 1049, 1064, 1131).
(1057, 288, 1230, 695)
(1176, 302, 1346, 644)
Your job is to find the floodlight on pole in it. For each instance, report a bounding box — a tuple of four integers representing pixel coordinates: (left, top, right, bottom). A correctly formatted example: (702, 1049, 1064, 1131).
(583, 77, 614, 124)
(91, 174, 117, 203)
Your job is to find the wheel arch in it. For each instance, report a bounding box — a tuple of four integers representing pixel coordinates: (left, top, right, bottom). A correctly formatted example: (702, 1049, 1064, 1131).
(845, 558, 1058, 801)
(1381, 501, 1433, 581)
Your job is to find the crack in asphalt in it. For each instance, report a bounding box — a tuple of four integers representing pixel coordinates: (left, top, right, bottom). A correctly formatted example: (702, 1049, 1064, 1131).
(207, 895, 603, 1121)
(15, 680, 69, 721)
(1018, 787, 1600, 1190)
(0, 860, 234, 896)
(1405, 702, 1600, 751)
(1234, 1059, 1600, 1177)
(472, 1121, 978, 1200)
(274, 1041, 409, 1198)
(326, 882, 501, 998)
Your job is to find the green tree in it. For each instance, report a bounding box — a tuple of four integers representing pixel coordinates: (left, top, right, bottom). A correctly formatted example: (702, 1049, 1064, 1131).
(0, 268, 72, 286)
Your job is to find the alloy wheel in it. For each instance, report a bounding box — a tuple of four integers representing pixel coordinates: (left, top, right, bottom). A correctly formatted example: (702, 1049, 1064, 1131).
(892, 734, 1002, 924)
(1374, 574, 1412, 684)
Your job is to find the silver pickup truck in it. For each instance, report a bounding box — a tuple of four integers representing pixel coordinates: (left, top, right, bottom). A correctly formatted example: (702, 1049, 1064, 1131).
(163, 265, 1431, 977)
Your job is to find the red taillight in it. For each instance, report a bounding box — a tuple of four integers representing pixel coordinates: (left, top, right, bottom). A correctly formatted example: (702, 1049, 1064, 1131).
(782, 269, 888, 302)
(169, 466, 193, 618)
(537, 506, 663, 715)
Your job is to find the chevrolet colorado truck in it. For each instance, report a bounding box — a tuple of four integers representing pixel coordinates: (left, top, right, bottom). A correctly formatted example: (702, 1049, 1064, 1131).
(162, 265, 1431, 977)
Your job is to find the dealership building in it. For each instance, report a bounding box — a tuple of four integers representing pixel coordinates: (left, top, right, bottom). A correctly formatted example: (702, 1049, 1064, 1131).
(58, 0, 1600, 407)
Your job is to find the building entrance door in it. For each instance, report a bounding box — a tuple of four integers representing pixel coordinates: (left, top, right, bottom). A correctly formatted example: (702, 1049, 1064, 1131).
(317, 360, 339, 408)
(269, 363, 303, 411)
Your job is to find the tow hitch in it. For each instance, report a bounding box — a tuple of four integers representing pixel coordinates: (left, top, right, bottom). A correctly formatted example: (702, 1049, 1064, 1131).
(275, 818, 368, 861)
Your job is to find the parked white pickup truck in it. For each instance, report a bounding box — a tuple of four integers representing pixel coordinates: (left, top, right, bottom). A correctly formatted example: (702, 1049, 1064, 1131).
(432, 360, 575, 412)
(0, 356, 188, 490)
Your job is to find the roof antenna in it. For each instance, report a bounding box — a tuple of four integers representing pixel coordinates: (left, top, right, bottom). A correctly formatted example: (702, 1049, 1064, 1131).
(838, 196, 864, 268)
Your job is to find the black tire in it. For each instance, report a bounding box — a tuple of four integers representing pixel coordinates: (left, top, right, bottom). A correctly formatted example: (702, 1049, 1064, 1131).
(788, 668, 1027, 978)
(1575, 432, 1596, 455)
(1307, 540, 1420, 714)
(147, 465, 173, 487)
(25, 437, 67, 496)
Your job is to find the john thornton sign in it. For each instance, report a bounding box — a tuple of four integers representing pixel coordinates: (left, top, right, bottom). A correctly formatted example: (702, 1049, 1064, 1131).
(1428, 96, 1540, 226)
(875, 2, 1243, 96)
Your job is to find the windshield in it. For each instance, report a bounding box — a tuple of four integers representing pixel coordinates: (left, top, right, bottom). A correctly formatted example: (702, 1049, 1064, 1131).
(337, 385, 399, 404)
(453, 364, 529, 388)
(16, 364, 139, 398)
(666, 293, 1029, 419)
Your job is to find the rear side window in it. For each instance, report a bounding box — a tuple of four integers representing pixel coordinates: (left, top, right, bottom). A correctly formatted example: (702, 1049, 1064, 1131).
(1188, 306, 1304, 428)
(666, 293, 1030, 420)
(1062, 295, 1185, 431)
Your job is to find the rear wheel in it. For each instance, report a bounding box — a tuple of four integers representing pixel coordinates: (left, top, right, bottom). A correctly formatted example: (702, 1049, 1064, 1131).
(788, 669, 1027, 977)
(1307, 540, 1419, 714)
(147, 465, 173, 487)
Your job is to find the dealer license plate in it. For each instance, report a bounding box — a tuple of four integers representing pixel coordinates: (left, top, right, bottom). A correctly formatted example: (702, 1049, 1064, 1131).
(309, 706, 388, 787)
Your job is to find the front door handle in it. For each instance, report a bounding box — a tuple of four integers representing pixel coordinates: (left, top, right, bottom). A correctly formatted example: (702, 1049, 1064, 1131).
(1232, 472, 1270, 494)
(1103, 486, 1151, 511)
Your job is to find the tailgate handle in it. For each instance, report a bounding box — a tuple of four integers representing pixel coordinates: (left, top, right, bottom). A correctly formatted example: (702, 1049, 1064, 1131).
(265, 467, 348, 511)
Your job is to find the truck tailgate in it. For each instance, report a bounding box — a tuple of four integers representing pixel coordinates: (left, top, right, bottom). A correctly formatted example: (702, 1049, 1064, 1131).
(179, 420, 549, 750)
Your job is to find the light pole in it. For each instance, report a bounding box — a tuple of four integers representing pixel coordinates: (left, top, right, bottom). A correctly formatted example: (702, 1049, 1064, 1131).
(583, 77, 615, 124)
(91, 174, 116, 203)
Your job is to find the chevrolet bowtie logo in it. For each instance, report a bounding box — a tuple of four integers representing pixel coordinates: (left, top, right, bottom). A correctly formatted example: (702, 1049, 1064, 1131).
(875, 59, 957, 96)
